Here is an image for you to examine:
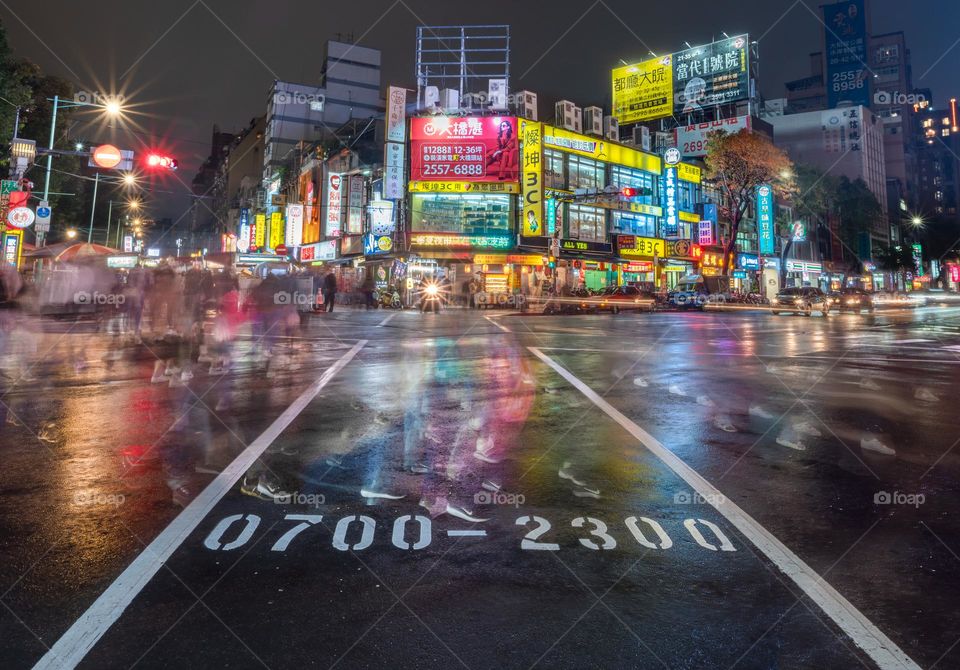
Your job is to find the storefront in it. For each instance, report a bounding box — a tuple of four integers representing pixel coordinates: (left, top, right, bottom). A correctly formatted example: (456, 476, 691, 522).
(785, 260, 824, 287)
(734, 253, 760, 291)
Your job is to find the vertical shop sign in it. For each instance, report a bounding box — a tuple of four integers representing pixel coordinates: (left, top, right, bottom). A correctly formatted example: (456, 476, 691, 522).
(521, 120, 543, 236)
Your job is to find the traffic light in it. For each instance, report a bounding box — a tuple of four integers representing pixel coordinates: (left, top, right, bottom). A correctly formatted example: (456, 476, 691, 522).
(548, 255, 556, 268)
(146, 153, 178, 170)
(619, 186, 653, 198)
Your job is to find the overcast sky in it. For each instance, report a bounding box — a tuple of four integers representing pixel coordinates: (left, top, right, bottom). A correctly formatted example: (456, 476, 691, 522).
(4, 0, 958, 221)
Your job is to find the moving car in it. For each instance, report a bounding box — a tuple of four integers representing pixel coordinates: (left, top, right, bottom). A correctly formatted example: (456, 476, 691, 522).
(600, 286, 656, 313)
(770, 287, 831, 316)
(837, 288, 875, 313)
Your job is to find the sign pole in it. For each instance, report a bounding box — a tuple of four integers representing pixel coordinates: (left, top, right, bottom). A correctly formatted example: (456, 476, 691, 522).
(38, 95, 58, 249)
(87, 172, 99, 244)
(105, 200, 114, 247)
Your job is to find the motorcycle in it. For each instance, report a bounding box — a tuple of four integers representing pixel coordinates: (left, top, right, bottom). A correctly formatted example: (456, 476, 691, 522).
(377, 285, 403, 310)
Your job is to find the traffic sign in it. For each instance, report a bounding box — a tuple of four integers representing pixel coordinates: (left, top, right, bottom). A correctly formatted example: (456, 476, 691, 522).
(7, 206, 35, 229)
(35, 200, 51, 233)
(92, 144, 123, 169)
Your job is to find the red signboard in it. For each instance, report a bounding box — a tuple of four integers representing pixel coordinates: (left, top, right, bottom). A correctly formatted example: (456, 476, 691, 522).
(950, 264, 960, 283)
(410, 116, 518, 182)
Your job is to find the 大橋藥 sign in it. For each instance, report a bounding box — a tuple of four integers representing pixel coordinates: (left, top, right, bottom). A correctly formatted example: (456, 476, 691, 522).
(409, 116, 519, 182)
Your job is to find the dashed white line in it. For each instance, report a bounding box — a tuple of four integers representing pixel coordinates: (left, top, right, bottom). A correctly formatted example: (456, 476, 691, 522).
(34, 340, 368, 670)
(377, 312, 399, 328)
(484, 315, 510, 332)
(528, 346, 920, 670)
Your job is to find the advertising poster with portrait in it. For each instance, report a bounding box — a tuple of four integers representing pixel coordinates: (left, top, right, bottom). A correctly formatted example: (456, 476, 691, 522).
(672, 35, 749, 115)
(410, 116, 519, 182)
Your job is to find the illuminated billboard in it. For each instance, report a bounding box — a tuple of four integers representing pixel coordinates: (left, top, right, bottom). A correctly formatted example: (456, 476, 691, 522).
(612, 55, 673, 124)
(409, 116, 519, 182)
(612, 34, 750, 122)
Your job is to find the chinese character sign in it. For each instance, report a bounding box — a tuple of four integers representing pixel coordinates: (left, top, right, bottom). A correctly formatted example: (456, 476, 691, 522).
(410, 117, 519, 182)
(672, 35, 749, 115)
(254, 213, 266, 250)
(325, 173, 343, 237)
(237, 208, 251, 253)
(757, 184, 775, 255)
(662, 167, 679, 237)
(822, 0, 870, 107)
(285, 204, 304, 247)
(520, 120, 543, 236)
(612, 55, 674, 123)
(269, 211, 284, 250)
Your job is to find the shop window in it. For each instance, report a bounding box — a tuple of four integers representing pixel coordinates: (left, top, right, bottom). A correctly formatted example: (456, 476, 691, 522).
(545, 149, 566, 190)
(612, 211, 656, 237)
(566, 204, 606, 242)
(410, 193, 512, 235)
(568, 155, 605, 190)
(677, 180, 699, 211)
(610, 166, 657, 204)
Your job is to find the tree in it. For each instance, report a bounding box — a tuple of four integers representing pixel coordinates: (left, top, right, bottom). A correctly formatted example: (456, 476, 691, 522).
(778, 164, 838, 285)
(704, 129, 794, 274)
(835, 176, 883, 269)
(874, 244, 915, 289)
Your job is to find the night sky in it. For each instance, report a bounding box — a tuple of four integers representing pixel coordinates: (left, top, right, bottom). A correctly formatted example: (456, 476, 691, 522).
(4, 0, 958, 222)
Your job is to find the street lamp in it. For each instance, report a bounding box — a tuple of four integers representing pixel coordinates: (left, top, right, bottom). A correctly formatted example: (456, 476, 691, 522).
(123, 173, 137, 187)
(66, 229, 77, 239)
(39, 95, 126, 247)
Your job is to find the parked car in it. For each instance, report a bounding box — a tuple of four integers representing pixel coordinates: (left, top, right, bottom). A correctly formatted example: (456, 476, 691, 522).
(836, 288, 875, 313)
(600, 286, 656, 313)
(770, 287, 832, 316)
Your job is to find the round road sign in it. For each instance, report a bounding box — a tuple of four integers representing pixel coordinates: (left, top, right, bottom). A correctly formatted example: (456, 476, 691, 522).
(92, 144, 123, 169)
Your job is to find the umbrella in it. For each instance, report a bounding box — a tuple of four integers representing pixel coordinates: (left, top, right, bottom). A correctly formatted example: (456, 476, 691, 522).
(54, 243, 117, 263)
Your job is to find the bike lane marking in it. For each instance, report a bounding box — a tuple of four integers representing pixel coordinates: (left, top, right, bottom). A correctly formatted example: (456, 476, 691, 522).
(527, 346, 921, 670)
(33, 340, 368, 670)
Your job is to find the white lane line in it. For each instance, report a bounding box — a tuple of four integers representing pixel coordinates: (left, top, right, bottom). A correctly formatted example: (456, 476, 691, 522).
(446, 530, 487, 537)
(377, 312, 398, 328)
(528, 346, 920, 670)
(34, 340, 368, 670)
(484, 315, 510, 332)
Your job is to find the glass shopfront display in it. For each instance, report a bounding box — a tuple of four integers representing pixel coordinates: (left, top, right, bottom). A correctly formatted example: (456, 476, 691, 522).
(567, 154, 605, 190)
(612, 211, 657, 238)
(411, 193, 513, 236)
(566, 204, 606, 243)
(610, 166, 657, 205)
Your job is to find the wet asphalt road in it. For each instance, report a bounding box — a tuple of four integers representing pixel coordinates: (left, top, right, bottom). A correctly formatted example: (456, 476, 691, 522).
(2, 303, 960, 669)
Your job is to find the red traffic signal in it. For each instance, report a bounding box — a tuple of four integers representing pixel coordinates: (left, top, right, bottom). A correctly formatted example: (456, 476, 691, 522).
(619, 187, 637, 198)
(146, 154, 178, 170)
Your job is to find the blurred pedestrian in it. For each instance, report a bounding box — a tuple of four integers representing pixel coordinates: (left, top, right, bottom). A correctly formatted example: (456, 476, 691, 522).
(361, 271, 376, 310)
(323, 271, 337, 313)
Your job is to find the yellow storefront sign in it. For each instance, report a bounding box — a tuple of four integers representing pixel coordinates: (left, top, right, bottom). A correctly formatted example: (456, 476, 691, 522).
(520, 120, 544, 236)
(617, 235, 666, 258)
(408, 181, 519, 194)
(474, 253, 545, 266)
(679, 210, 700, 223)
(612, 55, 674, 124)
(542, 125, 661, 174)
(678, 163, 702, 184)
(269, 211, 284, 250)
(254, 213, 266, 249)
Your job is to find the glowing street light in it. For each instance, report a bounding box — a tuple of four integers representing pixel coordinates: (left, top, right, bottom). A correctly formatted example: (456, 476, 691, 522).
(66, 229, 78, 239)
(123, 173, 137, 186)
